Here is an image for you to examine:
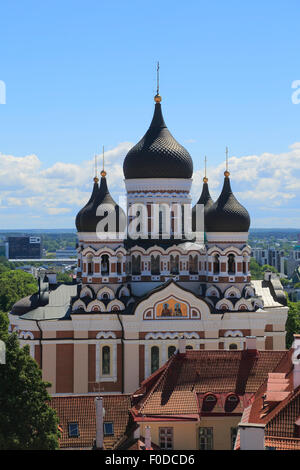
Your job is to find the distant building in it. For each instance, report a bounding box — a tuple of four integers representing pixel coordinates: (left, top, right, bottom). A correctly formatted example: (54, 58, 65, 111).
(251, 247, 285, 274)
(55, 247, 77, 259)
(6, 235, 42, 259)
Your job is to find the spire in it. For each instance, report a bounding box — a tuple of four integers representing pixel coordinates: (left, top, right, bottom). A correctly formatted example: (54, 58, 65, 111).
(94, 154, 99, 183)
(224, 146, 230, 178)
(203, 155, 208, 183)
(154, 61, 162, 103)
(101, 146, 107, 177)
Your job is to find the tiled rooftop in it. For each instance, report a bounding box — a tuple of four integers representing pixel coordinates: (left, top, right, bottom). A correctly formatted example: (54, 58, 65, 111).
(49, 394, 132, 449)
(133, 349, 287, 417)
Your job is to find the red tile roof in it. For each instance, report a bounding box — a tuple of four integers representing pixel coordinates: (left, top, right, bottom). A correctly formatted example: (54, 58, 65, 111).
(235, 347, 300, 450)
(132, 350, 287, 418)
(49, 394, 133, 449)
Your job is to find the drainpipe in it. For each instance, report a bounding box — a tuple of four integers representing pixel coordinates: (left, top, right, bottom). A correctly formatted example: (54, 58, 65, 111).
(37, 320, 43, 370)
(117, 312, 125, 394)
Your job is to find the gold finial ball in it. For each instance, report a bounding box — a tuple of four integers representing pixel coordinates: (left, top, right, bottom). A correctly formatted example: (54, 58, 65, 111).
(224, 170, 230, 178)
(101, 170, 107, 177)
(93, 176, 99, 183)
(203, 177, 208, 183)
(154, 94, 162, 103)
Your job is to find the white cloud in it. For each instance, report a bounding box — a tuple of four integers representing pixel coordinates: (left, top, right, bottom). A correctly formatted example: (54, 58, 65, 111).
(0, 142, 299, 228)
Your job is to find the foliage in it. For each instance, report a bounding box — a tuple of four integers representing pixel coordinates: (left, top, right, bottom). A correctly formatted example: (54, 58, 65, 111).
(0, 270, 37, 312)
(249, 258, 263, 280)
(56, 272, 72, 283)
(0, 312, 60, 449)
(285, 299, 300, 348)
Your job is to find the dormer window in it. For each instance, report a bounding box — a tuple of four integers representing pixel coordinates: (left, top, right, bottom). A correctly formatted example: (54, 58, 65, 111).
(225, 394, 239, 412)
(202, 394, 217, 412)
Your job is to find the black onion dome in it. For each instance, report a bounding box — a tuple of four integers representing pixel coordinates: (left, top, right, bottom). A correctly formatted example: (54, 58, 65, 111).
(123, 101, 193, 179)
(205, 176, 250, 232)
(77, 176, 126, 233)
(192, 181, 214, 231)
(75, 180, 99, 231)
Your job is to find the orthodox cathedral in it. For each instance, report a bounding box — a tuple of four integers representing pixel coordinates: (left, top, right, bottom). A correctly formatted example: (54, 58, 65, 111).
(9, 91, 288, 396)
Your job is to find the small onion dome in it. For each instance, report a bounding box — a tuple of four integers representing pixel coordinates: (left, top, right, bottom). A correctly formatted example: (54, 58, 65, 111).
(75, 179, 99, 232)
(123, 97, 193, 179)
(205, 175, 250, 232)
(192, 179, 214, 232)
(78, 175, 126, 233)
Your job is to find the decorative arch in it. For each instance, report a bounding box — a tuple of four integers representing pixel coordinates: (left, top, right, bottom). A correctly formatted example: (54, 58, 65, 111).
(145, 332, 199, 340)
(215, 299, 234, 311)
(80, 286, 93, 298)
(96, 331, 116, 339)
(206, 286, 220, 298)
(118, 286, 130, 298)
(72, 299, 86, 312)
(86, 300, 106, 312)
(224, 286, 241, 299)
(97, 287, 114, 301)
(224, 330, 243, 338)
(234, 299, 252, 311)
(19, 331, 34, 340)
(107, 299, 125, 312)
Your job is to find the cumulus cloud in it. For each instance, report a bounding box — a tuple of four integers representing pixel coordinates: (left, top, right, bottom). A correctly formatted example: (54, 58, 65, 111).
(0, 141, 299, 228)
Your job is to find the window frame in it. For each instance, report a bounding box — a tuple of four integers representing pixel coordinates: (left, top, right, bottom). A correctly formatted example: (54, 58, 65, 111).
(198, 427, 213, 450)
(68, 422, 80, 438)
(159, 427, 174, 450)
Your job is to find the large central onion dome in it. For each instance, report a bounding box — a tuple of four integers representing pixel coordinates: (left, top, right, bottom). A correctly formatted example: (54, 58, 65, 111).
(76, 173, 126, 233)
(205, 173, 250, 232)
(123, 95, 193, 179)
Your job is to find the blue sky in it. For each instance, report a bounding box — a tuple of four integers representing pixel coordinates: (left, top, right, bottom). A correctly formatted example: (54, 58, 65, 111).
(0, 0, 300, 229)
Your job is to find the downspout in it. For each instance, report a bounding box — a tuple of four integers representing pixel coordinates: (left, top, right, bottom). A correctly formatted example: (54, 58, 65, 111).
(37, 320, 43, 370)
(117, 312, 125, 394)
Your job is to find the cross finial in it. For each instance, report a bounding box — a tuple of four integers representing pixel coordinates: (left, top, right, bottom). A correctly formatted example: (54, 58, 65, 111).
(203, 156, 208, 183)
(101, 146, 107, 177)
(154, 61, 162, 103)
(224, 146, 230, 177)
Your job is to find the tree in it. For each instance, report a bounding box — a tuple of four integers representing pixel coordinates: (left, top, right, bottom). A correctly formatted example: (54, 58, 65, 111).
(285, 299, 300, 348)
(261, 264, 279, 274)
(0, 270, 37, 312)
(249, 258, 263, 280)
(0, 312, 60, 449)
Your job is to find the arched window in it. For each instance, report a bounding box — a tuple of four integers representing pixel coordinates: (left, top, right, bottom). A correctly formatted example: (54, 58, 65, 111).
(170, 254, 179, 275)
(229, 343, 238, 350)
(213, 254, 220, 274)
(117, 254, 122, 275)
(168, 345, 177, 358)
(132, 255, 141, 275)
(189, 255, 198, 274)
(101, 255, 109, 275)
(243, 256, 247, 275)
(202, 394, 217, 412)
(102, 346, 110, 375)
(186, 345, 193, 350)
(151, 346, 160, 374)
(151, 255, 160, 275)
(225, 395, 239, 413)
(228, 254, 236, 274)
(87, 254, 93, 275)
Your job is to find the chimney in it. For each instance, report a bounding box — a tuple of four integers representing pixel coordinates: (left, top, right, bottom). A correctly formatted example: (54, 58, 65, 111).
(239, 423, 265, 450)
(145, 425, 151, 450)
(178, 335, 186, 354)
(95, 396, 104, 450)
(245, 336, 257, 352)
(292, 334, 300, 390)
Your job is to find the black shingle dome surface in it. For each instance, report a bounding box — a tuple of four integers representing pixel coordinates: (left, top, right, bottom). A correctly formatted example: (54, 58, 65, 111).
(76, 176, 126, 233)
(192, 182, 214, 232)
(123, 102, 193, 179)
(205, 177, 250, 232)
